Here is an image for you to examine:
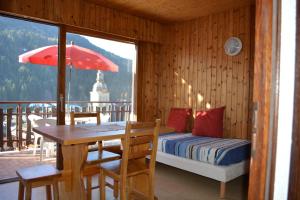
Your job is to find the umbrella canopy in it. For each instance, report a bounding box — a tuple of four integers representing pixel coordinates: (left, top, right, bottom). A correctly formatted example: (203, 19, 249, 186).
(19, 44, 118, 72)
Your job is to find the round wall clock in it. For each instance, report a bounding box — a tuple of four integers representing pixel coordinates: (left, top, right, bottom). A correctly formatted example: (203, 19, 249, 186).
(224, 37, 242, 56)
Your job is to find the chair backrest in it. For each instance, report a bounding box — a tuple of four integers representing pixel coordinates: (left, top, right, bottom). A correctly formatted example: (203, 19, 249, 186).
(121, 119, 161, 177)
(28, 114, 43, 128)
(34, 118, 56, 127)
(70, 111, 101, 125)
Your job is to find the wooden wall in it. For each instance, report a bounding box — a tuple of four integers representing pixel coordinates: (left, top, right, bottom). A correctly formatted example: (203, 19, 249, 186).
(0, 0, 162, 43)
(0, 1, 254, 139)
(137, 42, 161, 122)
(157, 6, 254, 139)
(0, 0, 163, 123)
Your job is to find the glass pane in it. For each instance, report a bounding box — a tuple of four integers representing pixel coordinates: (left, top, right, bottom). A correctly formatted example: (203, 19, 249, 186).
(65, 33, 136, 124)
(0, 16, 59, 180)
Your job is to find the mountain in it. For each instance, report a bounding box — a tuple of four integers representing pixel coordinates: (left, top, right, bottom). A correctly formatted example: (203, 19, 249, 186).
(0, 16, 133, 104)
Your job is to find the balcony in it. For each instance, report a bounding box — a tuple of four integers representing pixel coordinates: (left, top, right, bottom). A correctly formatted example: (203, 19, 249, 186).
(0, 100, 131, 181)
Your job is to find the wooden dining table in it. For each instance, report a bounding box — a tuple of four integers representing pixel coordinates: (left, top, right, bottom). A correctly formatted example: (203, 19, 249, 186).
(33, 123, 174, 200)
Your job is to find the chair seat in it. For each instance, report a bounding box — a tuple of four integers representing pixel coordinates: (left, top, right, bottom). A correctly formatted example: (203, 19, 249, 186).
(100, 159, 149, 177)
(16, 165, 60, 181)
(86, 150, 120, 165)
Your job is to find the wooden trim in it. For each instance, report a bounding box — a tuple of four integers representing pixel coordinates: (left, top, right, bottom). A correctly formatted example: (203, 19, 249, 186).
(0, 10, 59, 26)
(267, 0, 281, 198)
(132, 44, 138, 121)
(288, 0, 300, 198)
(136, 41, 143, 122)
(248, 0, 280, 199)
(0, 12, 59, 28)
(56, 25, 66, 170)
(57, 25, 66, 126)
(65, 24, 137, 45)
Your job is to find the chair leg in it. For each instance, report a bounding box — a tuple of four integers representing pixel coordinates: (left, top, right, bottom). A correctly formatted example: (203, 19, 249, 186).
(113, 179, 119, 199)
(120, 177, 127, 200)
(99, 170, 106, 200)
(86, 176, 92, 200)
(25, 185, 32, 200)
(18, 181, 24, 200)
(40, 137, 44, 161)
(33, 135, 39, 156)
(53, 181, 59, 200)
(148, 173, 155, 200)
(46, 185, 52, 200)
(128, 177, 133, 200)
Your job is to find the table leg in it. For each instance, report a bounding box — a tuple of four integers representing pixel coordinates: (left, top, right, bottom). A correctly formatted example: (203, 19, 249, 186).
(59, 144, 88, 200)
(56, 143, 63, 170)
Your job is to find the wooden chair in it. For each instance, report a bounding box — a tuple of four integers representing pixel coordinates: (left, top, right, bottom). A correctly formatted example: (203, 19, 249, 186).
(70, 111, 101, 126)
(70, 111, 122, 152)
(99, 119, 161, 200)
(70, 111, 121, 200)
(16, 164, 61, 200)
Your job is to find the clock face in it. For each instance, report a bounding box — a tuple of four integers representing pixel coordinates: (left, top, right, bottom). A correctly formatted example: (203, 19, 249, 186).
(224, 37, 242, 56)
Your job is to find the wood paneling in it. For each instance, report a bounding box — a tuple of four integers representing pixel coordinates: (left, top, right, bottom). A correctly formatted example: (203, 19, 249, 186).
(137, 42, 161, 122)
(157, 6, 254, 139)
(92, 0, 254, 23)
(0, 0, 162, 43)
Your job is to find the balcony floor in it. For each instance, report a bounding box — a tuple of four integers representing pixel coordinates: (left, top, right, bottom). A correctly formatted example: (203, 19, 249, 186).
(0, 149, 55, 182)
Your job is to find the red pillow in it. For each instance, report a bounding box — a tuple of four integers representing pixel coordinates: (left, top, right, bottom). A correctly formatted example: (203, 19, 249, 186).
(167, 108, 192, 132)
(192, 107, 225, 138)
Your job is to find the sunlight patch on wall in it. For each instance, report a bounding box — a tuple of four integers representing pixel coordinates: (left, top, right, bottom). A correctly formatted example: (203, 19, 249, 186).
(206, 102, 211, 109)
(197, 93, 203, 104)
(188, 85, 192, 106)
(181, 78, 186, 84)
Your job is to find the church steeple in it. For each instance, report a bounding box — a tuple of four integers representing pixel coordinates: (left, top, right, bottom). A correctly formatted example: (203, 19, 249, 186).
(90, 70, 110, 109)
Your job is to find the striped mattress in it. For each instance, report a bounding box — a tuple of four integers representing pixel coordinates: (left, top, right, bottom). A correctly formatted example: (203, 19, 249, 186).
(158, 133, 251, 166)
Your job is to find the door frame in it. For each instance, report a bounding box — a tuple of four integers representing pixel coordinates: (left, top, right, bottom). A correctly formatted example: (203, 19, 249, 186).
(288, 1, 300, 199)
(249, 0, 298, 199)
(248, 0, 281, 199)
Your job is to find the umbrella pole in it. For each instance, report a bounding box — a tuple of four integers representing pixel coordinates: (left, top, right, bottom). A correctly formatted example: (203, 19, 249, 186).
(67, 65, 72, 113)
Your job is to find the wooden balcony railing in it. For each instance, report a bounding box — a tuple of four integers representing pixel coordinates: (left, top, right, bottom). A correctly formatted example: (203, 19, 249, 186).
(0, 101, 131, 152)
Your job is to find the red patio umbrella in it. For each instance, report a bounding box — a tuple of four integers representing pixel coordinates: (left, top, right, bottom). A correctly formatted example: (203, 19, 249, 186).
(18, 42, 119, 107)
(19, 43, 118, 72)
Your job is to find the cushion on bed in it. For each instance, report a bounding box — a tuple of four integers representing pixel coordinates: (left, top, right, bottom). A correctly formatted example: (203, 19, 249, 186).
(192, 106, 225, 138)
(167, 107, 192, 132)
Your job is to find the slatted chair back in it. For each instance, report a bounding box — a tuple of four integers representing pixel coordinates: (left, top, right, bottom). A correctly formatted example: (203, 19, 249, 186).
(121, 119, 161, 179)
(70, 111, 101, 125)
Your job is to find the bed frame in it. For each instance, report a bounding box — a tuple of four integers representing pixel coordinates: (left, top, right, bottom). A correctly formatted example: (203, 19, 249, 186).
(156, 151, 250, 198)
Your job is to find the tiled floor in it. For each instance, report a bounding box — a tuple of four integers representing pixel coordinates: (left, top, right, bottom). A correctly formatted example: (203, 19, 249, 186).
(0, 163, 248, 200)
(0, 149, 55, 181)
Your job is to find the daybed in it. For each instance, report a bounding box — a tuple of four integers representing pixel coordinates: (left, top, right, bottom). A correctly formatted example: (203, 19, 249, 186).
(156, 132, 251, 198)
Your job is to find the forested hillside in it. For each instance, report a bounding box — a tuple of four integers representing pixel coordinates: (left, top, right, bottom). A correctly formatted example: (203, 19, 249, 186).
(0, 17, 132, 102)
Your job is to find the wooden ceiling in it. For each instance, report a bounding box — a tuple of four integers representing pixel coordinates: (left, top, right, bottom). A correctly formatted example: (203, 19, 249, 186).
(92, 0, 254, 23)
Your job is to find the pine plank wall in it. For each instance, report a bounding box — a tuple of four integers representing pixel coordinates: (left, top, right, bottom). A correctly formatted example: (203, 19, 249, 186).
(140, 6, 255, 139)
(0, 0, 162, 43)
(0, 1, 254, 139)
